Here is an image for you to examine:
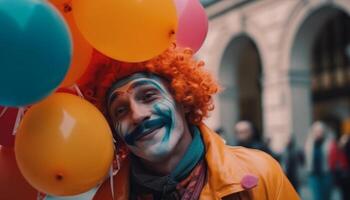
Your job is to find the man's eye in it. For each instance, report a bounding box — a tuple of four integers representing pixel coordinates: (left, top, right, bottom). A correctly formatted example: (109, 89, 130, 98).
(115, 107, 127, 117)
(142, 91, 157, 102)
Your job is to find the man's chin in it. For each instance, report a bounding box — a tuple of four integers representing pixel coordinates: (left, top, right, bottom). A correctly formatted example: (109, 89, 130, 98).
(135, 149, 173, 163)
(132, 141, 174, 162)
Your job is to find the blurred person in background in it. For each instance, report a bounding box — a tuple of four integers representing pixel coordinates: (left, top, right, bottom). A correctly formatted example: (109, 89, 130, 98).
(340, 119, 350, 165)
(234, 121, 271, 154)
(305, 121, 334, 200)
(281, 136, 304, 192)
(336, 120, 350, 200)
(329, 135, 349, 200)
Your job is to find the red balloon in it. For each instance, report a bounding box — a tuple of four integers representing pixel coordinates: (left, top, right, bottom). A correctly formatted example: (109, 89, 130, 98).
(0, 107, 17, 147)
(0, 146, 37, 199)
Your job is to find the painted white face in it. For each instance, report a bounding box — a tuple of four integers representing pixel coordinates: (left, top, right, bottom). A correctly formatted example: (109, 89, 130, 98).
(107, 73, 186, 162)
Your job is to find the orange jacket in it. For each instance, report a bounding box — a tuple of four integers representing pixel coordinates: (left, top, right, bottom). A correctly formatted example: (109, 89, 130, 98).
(94, 124, 300, 200)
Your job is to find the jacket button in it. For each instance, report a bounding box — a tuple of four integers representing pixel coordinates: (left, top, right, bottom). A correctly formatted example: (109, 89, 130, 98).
(240, 174, 258, 189)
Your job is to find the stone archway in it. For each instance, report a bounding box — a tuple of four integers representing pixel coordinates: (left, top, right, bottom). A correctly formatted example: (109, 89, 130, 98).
(289, 4, 350, 146)
(218, 34, 263, 145)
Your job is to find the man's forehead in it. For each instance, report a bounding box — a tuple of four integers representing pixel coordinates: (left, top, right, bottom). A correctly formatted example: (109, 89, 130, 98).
(113, 78, 165, 94)
(109, 73, 166, 92)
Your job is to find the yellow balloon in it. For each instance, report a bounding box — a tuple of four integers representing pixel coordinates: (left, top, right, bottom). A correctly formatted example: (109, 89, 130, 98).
(72, 0, 177, 62)
(15, 93, 114, 196)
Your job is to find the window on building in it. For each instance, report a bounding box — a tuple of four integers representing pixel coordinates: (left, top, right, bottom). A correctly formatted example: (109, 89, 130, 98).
(311, 11, 350, 136)
(311, 12, 350, 101)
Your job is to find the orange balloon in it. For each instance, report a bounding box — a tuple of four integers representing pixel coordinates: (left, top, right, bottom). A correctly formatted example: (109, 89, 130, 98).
(72, 0, 177, 62)
(15, 93, 114, 196)
(0, 146, 37, 200)
(50, 1, 93, 87)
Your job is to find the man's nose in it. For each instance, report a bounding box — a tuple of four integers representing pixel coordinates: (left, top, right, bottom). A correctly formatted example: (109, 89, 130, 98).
(130, 100, 151, 125)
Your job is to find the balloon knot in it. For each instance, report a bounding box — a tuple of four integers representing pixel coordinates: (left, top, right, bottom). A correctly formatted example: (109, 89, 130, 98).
(55, 173, 64, 181)
(169, 29, 175, 37)
(64, 3, 72, 13)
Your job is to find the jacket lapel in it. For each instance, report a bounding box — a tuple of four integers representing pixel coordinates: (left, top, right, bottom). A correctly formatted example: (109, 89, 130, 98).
(199, 124, 257, 199)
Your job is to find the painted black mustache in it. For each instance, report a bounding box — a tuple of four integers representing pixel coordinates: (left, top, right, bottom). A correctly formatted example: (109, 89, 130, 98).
(124, 117, 171, 145)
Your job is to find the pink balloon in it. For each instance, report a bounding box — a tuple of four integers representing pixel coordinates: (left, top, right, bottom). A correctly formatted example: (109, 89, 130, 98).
(0, 107, 17, 147)
(175, 0, 208, 53)
(175, 0, 187, 17)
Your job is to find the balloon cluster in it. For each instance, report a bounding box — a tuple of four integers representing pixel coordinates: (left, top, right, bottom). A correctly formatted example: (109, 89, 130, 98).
(0, 0, 208, 198)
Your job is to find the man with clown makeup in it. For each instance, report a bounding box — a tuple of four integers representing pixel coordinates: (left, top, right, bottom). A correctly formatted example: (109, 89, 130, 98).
(80, 46, 300, 200)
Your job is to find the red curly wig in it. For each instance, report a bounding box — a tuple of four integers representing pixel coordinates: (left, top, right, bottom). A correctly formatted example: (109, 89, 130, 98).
(79, 45, 220, 124)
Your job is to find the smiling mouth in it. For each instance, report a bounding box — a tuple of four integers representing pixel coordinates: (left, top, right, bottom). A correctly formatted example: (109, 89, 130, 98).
(125, 117, 170, 145)
(135, 124, 165, 141)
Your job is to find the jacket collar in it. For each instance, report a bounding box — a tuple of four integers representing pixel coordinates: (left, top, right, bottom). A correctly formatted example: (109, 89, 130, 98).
(198, 123, 257, 199)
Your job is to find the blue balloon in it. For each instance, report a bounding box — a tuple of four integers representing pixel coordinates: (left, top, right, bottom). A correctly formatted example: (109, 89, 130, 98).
(0, 0, 72, 106)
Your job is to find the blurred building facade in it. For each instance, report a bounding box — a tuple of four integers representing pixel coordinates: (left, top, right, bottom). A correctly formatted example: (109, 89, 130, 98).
(199, 0, 350, 153)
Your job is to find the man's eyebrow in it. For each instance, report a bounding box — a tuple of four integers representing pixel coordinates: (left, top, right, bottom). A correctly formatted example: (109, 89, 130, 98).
(128, 80, 159, 91)
(109, 91, 123, 105)
(108, 81, 158, 105)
